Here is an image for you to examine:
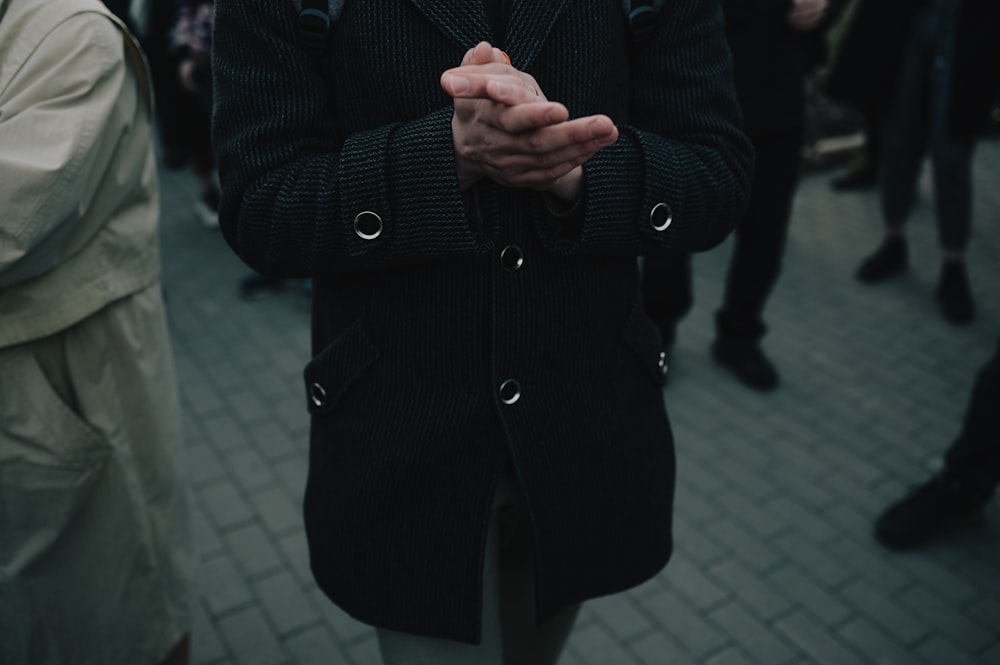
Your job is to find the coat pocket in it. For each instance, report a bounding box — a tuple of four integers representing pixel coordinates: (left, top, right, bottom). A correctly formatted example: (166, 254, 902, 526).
(303, 319, 380, 416)
(0, 347, 112, 571)
(621, 301, 668, 387)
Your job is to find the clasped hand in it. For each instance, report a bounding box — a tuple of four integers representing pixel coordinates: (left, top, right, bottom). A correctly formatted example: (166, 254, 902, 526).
(440, 42, 618, 201)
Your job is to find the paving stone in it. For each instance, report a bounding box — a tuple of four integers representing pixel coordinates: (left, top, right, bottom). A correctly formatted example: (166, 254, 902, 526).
(625, 630, 690, 665)
(191, 505, 226, 559)
(228, 448, 278, 492)
(772, 532, 854, 589)
(186, 443, 230, 488)
(708, 559, 794, 622)
(249, 421, 303, 462)
(839, 580, 929, 646)
(762, 495, 838, 545)
(217, 606, 290, 665)
(822, 539, 911, 596)
(251, 486, 304, 536)
(662, 555, 730, 612)
(569, 622, 638, 665)
(191, 600, 229, 665)
(200, 554, 255, 617)
(765, 566, 853, 627)
(836, 617, 921, 665)
(709, 601, 797, 665)
(585, 593, 654, 642)
(896, 586, 994, 653)
(774, 612, 862, 665)
(276, 531, 314, 586)
(224, 522, 285, 578)
(284, 625, 350, 665)
(641, 588, 729, 660)
(254, 571, 323, 637)
(706, 520, 785, 573)
(198, 481, 255, 530)
(912, 635, 982, 665)
(346, 636, 382, 665)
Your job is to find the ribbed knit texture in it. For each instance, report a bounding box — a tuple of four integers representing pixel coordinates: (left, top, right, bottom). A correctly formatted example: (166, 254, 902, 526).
(213, 0, 752, 644)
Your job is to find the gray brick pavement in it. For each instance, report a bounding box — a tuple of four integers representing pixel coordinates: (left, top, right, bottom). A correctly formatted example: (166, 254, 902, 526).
(158, 137, 1000, 665)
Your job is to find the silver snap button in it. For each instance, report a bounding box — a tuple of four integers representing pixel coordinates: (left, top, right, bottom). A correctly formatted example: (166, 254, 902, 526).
(499, 379, 521, 405)
(500, 245, 524, 271)
(353, 211, 383, 240)
(310, 382, 327, 407)
(649, 202, 673, 231)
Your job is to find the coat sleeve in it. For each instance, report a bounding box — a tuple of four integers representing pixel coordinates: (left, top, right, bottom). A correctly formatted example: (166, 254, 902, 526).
(536, 0, 754, 256)
(211, 0, 483, 278)
(0, 15, 132, 289)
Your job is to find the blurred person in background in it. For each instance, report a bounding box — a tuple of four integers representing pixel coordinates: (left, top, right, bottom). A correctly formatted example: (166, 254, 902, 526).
(847, 0, 999, 325)
(876, 336, 1000, 549)
(0, 0, 194, 663)
(873, 0, 1000, 551)
(641, 0, 839, 392)
(167, 0, 219, 229)
(822, 0, 903, 192)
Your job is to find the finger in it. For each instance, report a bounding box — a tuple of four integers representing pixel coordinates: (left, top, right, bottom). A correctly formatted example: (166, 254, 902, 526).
(520, 115, 619, 154)
(494, 101, 570, 133)
(484, 77, 551, 107)
(441, 69, 533, 99)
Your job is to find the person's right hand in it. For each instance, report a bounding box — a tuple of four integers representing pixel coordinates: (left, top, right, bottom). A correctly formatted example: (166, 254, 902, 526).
(787, 0, 827, 31)
(441, 42, 618, 196)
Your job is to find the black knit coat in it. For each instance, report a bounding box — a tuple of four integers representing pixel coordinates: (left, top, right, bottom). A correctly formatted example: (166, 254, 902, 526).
(212, 0, 753, 645)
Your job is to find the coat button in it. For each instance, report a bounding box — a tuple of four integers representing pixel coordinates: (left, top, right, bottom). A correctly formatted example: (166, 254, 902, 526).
(499, 379, 521, 405)
(353, 211, 383, 239)
(658, 351, 668, 376)
(309, 382, 328, 407)
(649, 202, 673, 231)
(500, 245, 524, 271)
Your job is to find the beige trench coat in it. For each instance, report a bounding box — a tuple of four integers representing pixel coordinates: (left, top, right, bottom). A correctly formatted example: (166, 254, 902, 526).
(0, 1, 194, 662)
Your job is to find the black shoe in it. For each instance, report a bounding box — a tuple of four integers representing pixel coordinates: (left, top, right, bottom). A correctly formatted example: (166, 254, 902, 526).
(856, 237, 908, 283)
(936, 261, 975, 325)
(875, 473, 992, 550)
(238, 273, 288, 301)
(711, 340, 779, 391)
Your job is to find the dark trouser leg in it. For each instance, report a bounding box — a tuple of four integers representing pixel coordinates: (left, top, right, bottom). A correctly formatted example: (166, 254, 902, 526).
(943, 336, 1000, 496)
(716, 130, 802, 343)
(640, 252, 693, 351)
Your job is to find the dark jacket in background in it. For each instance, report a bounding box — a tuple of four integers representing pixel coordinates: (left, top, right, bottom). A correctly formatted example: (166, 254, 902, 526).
(949, 0, 1000, 138)
(721, 0, 840, 137)
(827, 0, 999, 139)
(213, 0, 753, 645)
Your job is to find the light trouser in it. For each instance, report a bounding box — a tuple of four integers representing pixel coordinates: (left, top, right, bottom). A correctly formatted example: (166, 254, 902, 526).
(376, 468, 581, 665)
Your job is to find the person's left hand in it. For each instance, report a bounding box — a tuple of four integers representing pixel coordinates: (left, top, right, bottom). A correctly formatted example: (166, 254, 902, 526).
(787, 0, 828, 31)
(441, 42, 618, 199)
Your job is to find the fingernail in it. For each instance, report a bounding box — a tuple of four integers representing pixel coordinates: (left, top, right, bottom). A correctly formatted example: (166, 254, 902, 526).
(449, 76, 470, 94)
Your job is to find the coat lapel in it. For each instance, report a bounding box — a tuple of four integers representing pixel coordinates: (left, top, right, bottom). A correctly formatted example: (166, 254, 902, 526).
(406, 0, 573, 67)
(505, 0, 573, 68)
(406, 0, 492, 51)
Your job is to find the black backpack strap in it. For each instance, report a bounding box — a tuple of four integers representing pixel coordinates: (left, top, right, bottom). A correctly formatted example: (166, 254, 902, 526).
(297, 0, 331, 57)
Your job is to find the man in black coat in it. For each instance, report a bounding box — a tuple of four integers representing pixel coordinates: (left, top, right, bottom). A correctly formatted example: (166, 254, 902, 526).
(212, 1, 753, 662)
(642, 0, 836, 391)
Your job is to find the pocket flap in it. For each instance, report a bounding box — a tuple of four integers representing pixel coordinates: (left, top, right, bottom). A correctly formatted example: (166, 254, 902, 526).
(303, 320, 379, 415)
(622, 302, 668, 386)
